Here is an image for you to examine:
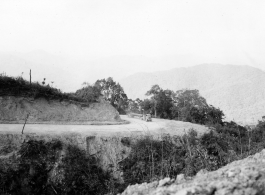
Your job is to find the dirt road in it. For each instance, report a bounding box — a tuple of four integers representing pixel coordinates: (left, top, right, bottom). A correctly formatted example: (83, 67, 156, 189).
(0, 115, 209, 136)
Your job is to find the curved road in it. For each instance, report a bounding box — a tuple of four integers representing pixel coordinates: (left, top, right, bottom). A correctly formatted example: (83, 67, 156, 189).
(0, 115, 209, 136)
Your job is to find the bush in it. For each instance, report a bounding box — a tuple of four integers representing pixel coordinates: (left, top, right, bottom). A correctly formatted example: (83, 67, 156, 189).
(0, 139, 113, 195)
(55, 144, 110, 195)
(75, 85, 101, 103)
(120, 135, 186, 185)
(120, 123, 265, 188)
(0, 139, 62, 194)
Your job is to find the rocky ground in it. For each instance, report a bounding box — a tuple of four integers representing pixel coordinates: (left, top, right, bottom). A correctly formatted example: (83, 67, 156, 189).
(120, 149, 265, 195)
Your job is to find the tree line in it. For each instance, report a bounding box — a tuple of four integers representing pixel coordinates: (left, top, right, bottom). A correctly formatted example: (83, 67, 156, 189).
(78, 77, 224, 125)
(135, 84, 224, 125)
(3, 72, 224, 126)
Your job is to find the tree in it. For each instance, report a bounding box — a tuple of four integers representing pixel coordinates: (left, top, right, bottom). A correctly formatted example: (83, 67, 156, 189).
(145, 85, 162, 118)
(128, 99, 139, 113)
(172, 89, 224, 125)
(139, 99, 153, 113)
(145, 85, 174, 119)
(188, 106, 207, 124)
(95, 77, 128, 113)
(252, 120, 265, 142)
(174, 89, 208, 108)
(205, 106, 224, 125)
(155, 89, 174, 119)
(172, 89, 208, 121)
(75, 83, 101, 102)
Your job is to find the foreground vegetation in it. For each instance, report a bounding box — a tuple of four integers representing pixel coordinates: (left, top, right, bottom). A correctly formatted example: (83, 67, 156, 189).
(1, 119, 265, 194)
(119, 120, 265, 188)
(0, 140, 115, 195)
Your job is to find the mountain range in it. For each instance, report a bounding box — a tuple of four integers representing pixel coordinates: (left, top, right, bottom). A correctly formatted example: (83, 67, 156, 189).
(0, 51, 199, 92)
(119, 64, 265, 125)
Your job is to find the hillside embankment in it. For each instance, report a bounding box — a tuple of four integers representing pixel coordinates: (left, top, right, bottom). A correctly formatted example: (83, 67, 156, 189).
(121, 150, 265, 195)
(0, 115, 209, 181)
(0, 96, 122, 124)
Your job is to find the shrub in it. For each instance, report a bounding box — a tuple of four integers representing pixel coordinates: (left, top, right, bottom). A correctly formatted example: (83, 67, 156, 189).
(0, 139, 113, 195)
(55, 144, 110, 195)
(120, 123, 265, 189)
(0, 139, 62, 194)
(120, 135, 186, 185)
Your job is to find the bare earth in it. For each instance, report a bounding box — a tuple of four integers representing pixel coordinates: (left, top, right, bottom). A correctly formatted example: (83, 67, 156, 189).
(0, 115, 209, 137)
(121, 150, 265, 195)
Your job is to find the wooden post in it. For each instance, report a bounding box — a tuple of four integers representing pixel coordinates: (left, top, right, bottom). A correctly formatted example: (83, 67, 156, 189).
(29, 69, 31, 84)
(22, 113, 30, 134)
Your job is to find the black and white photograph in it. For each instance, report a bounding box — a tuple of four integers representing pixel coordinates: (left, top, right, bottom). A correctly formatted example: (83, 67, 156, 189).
(1, 0, 265, 194)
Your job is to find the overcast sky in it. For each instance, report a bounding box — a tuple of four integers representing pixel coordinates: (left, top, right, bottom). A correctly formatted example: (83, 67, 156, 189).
(1, 0, 265, 72)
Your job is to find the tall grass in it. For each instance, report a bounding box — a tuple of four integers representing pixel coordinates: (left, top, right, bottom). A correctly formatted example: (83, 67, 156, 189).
(0, 74, 95, 103)
(120, 122, 265, 186)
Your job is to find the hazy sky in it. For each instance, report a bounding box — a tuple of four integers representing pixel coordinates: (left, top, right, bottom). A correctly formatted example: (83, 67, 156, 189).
(1, 0, 265, 71)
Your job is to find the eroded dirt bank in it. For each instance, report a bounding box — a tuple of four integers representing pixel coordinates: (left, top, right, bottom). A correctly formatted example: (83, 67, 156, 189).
(121, 150, 265, 195)
(0, 96, 121, 124)
(0, 132, 131, 181)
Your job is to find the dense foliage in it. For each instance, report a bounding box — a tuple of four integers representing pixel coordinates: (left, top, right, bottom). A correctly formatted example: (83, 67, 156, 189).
(121, 120, 265, 185)
(95, 77, 128, 114)
(129, 85, 224, 125)
(75, 83, 101, 103)
(0, 140, 113, 195)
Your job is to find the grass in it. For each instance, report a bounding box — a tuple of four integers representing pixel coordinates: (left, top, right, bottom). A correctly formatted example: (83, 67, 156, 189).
(0, 74, 95, 103)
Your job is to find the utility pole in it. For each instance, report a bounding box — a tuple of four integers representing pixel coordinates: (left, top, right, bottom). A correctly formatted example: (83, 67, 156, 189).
(30, 69, 32, 85)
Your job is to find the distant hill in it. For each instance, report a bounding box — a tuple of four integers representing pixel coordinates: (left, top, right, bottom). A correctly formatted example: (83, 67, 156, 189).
(0, 51, 199, 93)
(119, 64, 265, 124)
(0, 51, 82, 92)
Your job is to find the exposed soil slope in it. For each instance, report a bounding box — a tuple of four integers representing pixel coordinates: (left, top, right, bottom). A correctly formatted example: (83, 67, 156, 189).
(121, 149, 265, 195)
(0, 96, 121, 124)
